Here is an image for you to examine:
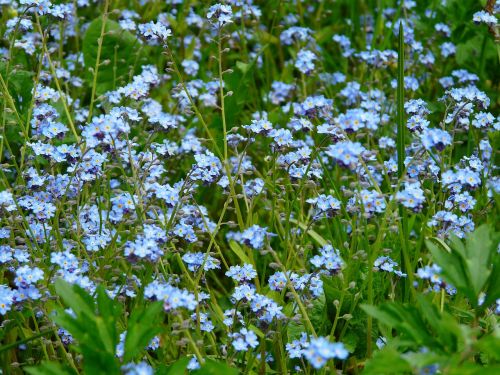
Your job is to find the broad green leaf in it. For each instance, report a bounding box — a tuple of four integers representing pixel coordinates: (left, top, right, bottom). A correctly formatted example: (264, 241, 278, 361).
(79, 343, 120, 375)
(483, 255, 500, 308)
(193, 359, 239, 375)
(475, 332, 500, 361)
(0, 62, 33, 114)
(447, 363, 500, 375)
(427, 225, 499, 306)
(362, 303, 436, 347)
(123, 302, 164, 362)
(361, 304, 402, 329)
(426, 239, 476, 304)
(462, 225, 493, 296)
(363, 347, 412, 374)
(416, 295, 458, 351)
(322, 276, 353, 318)
(54, 279, 95, 317)
(160, 358, 189, 374)
(25, 362, 75, 375)
(82, 18, 141, 95)
(51, 280, 121, 374)
(287, 319, 305, 342)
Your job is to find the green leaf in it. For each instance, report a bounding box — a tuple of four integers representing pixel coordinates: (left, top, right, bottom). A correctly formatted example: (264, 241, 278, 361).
(426, 239, 476, 304)
(462, 225, 493, 296)
(229, 240, 252, 264)
(96, 286, 121, 354)
(54, 279, 95, 317)
(192, 359, 239, 375)
(25, 362, 75, 375)
(361, 304, 402, 329)
(51, 280, 121, 375)
(224, 52, 259, 128)
(475, 332, 500, 361)
(483, 254, 500, 308)
(236, 61, 250, 74)
(416, 295, 459, 351)
(159, 358, 189, 374)
(123, 302, 164, 362)
(287, 319, 305, 342)
(447, 363, 500, 375)
(82, 18, 141, 95)
(322, 276, 353, 318)
(289, 219, 328, 247)
(309, 294, 330, 335)
(362, 303, 436, 347)
(363, 347, 412, 375)
(0, 62, 33, 114)
(427, 225, 499, 306)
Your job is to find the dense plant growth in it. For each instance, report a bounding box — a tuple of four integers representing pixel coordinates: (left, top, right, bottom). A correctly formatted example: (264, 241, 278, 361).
(0, 0, 499, 374)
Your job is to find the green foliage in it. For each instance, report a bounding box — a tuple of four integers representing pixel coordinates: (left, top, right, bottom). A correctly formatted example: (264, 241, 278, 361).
(52, 280, 122, 374)
(123, 301, 164, 363)
(27, 279, 164, 374)
(82, 18, 142, 95)
(426, 225, 500, 309)
(362, 226, 500, 374)
(0, 62, 33, 114)
(26, 362, 77, 375)
(159, 358, 239, 375)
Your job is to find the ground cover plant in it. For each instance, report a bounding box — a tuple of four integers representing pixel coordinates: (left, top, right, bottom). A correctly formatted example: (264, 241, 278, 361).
(0, 0, 499, 373)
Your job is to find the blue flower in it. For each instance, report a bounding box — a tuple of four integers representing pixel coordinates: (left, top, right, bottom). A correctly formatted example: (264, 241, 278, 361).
(0, 285, 15, 315)
(207, 4, 233, 27)
(229, 225, 274, 250)
(325, 141, 367, 170)
(182, 252, 220, 272)
(396, 182, 425, 210)
(310, 244, 344, 274)
(230, 328, 259, 351)
(307, 194, 341, 218)
(303, 337, 349, 369)
(420, 128, 452, 151)
(187, 357, 200, 371)
(473, 10, 498, 26)
(122, 361, 154, 375)
(374, 256, 407, 277)
(281, 27, 312, 45)
(226, 264, 257, 283)
(295, 49, 317, 74)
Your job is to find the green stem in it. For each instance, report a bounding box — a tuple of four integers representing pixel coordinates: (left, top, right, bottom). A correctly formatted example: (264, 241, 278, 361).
(87, 0, 110, 122)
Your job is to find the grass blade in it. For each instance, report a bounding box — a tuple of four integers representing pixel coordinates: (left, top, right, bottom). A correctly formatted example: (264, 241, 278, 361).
(397, 21, 413, 302)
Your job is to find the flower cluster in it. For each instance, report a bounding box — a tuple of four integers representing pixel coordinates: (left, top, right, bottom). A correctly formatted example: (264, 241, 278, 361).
(0, 0, 498, 373)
